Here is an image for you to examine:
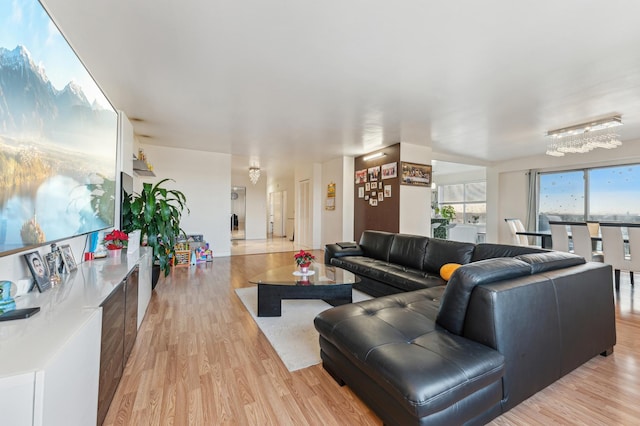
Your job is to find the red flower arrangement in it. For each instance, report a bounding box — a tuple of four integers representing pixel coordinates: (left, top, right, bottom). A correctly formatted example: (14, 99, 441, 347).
(104, 229, 129, 250)
(294, 250, 315, 267)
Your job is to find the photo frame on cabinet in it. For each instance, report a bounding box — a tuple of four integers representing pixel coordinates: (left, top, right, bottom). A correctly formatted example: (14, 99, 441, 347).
(23, 251, 52, 293)
(60, 244, 77, 272)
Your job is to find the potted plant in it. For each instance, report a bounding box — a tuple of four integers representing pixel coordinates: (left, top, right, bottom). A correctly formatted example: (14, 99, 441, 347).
(122, 178, 189, 288)
(440, 205, 456, 221)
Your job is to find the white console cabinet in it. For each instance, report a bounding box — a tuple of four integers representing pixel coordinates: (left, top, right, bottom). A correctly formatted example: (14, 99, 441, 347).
(0, 247, 152, 425)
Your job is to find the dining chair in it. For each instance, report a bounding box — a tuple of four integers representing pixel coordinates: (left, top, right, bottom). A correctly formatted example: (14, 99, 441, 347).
(586, 221, 600, 237)
(549, 221, 570, 252)
(570, 222, 604, 262)
(504, 218, 532, 246)
(626, 224, 640, 286)
(600, 223, 632, 290)
(586, 220, 602, 251)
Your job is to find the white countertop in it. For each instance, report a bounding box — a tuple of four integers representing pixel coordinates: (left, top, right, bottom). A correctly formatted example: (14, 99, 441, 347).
(0, 248, 149, 378)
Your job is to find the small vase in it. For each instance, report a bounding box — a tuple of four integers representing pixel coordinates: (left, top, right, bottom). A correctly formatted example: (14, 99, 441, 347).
(107, 248, 122, 258)
(299, 263, 310, 274)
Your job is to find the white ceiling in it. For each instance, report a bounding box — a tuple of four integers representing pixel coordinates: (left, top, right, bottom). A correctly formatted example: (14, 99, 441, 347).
(41, 0, 640, 179)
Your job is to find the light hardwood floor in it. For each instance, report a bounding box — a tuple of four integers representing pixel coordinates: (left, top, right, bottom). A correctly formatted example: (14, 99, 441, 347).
(104, 252, 640, 425)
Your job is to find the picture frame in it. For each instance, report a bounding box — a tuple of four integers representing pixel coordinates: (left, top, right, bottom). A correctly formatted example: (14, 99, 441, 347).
(355, 169, 367, 184)
(384, 184, 392, 198)
(60, 244, 77, 272)
(368, 166, 380, 182)
(365, 182, 371, 191)
(381, 162, 397, 179)
(23, 251, 52, 293)
(401, 162, 432, 186)
(358, 187, 365, 198)
(378, 192, 384, 201)
(371, 182, 378, 190)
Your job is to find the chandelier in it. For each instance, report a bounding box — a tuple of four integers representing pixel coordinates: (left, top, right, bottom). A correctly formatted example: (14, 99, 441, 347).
(249, 167, 260, 184)
(545, 115, 623, 157)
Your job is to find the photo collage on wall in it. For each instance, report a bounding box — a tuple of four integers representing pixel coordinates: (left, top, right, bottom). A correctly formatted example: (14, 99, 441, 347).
(356, 162, 396, 207)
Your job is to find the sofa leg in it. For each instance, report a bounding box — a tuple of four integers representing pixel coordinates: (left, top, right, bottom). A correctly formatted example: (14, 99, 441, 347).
(600, 347, 614, 357)
(322, 362, 346, 386)
(631, 271, 635, 286)
(615, 269, 620, 290)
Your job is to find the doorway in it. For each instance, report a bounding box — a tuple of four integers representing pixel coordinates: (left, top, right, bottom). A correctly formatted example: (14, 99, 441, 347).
(298, 180, 312, 247)
(269, 190, 287, 238)
(231, 186, 246, 240)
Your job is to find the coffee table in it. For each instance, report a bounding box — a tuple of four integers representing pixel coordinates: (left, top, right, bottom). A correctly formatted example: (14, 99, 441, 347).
(248, 264, 359, 317)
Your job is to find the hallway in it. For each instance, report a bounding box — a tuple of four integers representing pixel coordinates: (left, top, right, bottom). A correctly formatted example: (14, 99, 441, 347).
(230, 236, 310, 256)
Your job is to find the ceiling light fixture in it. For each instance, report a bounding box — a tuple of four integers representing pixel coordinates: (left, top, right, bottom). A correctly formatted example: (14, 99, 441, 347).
(545, 115, 623, 157)
(363, 152, 386, 161)
(249, 166, 260, 184)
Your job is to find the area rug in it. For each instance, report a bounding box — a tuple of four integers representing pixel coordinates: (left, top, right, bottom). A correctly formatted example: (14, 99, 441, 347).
(235, 286, 371, 372)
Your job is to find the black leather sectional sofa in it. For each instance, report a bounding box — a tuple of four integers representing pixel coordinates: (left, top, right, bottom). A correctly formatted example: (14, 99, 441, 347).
(316, 230, 616, 425)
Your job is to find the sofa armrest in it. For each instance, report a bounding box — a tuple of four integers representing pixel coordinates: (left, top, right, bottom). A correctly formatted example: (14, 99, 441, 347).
(324, 243, 364, 264)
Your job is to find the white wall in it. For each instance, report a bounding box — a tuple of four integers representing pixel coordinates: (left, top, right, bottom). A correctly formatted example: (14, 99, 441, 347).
(137, 143, 232, 257)
(231, 171, 267, 240)
(399, 143, 432, 236)
(321, 156, 355, 246)
(487, 139, 640, 243)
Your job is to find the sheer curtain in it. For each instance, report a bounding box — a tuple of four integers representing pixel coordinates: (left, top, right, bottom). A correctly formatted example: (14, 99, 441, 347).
(526, 170, 538, 232)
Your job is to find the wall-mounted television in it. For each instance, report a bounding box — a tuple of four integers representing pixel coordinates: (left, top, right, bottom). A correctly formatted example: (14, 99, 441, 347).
(0, 0, 118, 256)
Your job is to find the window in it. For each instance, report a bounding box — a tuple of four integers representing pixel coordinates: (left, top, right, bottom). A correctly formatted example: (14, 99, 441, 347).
(538, 164, 640, 230)
(438, 181, 486, 224)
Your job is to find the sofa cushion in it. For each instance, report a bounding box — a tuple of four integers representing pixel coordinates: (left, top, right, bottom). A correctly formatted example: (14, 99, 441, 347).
(471, 243, 547, 262)
(359, 230, 395, 261)
(389, 234, 429, 269)
(423, 238, 475, 274)
(388, 234, 429, 270)
(436, 258, 532, 335)
(314, 290, 505, 419)
(331, 256, 445, 291)
(515, 251, 586, 274)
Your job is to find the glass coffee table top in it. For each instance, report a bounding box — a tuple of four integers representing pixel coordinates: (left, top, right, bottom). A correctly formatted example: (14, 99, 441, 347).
(249, 263, 358, 286)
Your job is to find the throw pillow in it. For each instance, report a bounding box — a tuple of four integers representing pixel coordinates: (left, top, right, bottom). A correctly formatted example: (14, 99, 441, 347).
(440, 263, 461, 281)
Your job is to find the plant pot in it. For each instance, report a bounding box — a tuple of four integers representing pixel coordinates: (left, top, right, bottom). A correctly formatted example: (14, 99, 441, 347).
(151, 264, 161, 290)
(107, 248, 122, 258)
(299, 263, 311, 274)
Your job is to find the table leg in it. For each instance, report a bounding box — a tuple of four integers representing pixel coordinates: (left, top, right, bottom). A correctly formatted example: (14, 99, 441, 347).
(257, 285, 282, 317)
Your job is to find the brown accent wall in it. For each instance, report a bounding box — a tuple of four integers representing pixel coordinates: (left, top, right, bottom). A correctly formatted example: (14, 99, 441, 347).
(353, 143, 400, 241)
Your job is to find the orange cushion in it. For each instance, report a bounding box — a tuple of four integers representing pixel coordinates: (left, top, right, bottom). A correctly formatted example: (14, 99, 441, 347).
(440, 263, 462, 281)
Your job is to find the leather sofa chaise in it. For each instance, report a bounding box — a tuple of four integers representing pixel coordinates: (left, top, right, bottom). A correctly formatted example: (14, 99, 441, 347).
(316, 230, 616, 425)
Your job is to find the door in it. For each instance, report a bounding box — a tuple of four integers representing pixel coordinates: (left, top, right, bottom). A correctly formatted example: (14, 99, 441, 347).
(270, 191, 285, 237)
(231, 187, 246, 240)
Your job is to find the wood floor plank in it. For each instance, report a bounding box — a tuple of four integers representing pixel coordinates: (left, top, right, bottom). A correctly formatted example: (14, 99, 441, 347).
(103, 251, 639, 425)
